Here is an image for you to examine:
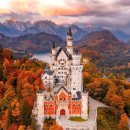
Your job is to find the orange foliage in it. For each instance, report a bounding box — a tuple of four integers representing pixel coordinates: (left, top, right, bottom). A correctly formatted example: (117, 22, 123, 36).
(50, 124, 63, 130)
(0, 49, 45, 128)
(108, 95, 125, 113)
(21, 83, 35, 107)
(118, 113, 129, 130)
(11, 99, 20, 119)
(0, 81, 4, 98)
(8, 123, 18, 130)
(0, 110, 8, 129)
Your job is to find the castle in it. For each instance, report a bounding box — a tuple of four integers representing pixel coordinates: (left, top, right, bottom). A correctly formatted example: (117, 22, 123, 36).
(32, 28, 89, 127)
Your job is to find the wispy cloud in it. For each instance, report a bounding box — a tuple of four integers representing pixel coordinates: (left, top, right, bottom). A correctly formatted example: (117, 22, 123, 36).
(0, 0, 130, 33)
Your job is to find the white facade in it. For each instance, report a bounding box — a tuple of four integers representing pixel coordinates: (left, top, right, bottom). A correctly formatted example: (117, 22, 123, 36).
(81, 92, 89, 120)
(46, 29, 83, 96)
(32, 28, 90, 130)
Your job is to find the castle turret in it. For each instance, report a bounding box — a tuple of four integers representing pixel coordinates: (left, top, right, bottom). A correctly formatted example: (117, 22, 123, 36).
(51, 42, 56, 56)
(51, 42, 56, 64)
(71, 53, 83, 97)
(66, 28, 73, 54)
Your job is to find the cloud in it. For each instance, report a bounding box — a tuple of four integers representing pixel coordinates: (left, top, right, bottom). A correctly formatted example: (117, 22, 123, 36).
(0, 8, 10, 14)
(116, 0, 130, 7)
(0, 0, 130, 33)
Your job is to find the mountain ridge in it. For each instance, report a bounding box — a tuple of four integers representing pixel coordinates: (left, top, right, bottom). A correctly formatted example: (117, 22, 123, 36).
(0, 32, 65, 53)
(79, 30, 130, 68)
(1, 19, 129, 42)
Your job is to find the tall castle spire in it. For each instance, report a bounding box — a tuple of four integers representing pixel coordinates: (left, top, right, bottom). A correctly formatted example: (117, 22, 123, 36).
(66, 27, 73, 54)
(51, 42, 56, 55)
(67, 27, 72, 36)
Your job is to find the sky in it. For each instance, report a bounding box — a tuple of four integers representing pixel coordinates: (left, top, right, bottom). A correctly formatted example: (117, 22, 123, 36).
(0, 0, 130, 33)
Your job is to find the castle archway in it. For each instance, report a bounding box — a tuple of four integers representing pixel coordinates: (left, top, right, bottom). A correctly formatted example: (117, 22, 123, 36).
(60, 109, 65, 115)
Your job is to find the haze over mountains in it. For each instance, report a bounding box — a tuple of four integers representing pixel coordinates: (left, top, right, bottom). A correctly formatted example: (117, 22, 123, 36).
(0, 19, 130, 42)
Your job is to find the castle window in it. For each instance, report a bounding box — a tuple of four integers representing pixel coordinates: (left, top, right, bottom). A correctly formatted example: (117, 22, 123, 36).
(45, 77, 47, 79)
(50, 105, 52, 107)
(73, 88, 76, 90)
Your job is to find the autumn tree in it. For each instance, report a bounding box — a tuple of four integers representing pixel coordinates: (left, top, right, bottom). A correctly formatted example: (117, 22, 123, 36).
(49, 124, 63, 130)
(20, 100, 32, 126)
(123, 89, 130, 116)
(118, 113, 129, 130)
(7, 105, 13, 128)
(10, 99, 20, 122)
(0, 44, 3, 81)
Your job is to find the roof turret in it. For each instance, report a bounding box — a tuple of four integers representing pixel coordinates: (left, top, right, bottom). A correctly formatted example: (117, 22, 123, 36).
(67, 27, 72, 36)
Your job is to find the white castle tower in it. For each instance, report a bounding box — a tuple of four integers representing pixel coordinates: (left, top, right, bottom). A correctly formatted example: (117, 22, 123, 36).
(51, 42, 56, 64)
(71, 52, 83, 97)
(66, 28, 73, 55)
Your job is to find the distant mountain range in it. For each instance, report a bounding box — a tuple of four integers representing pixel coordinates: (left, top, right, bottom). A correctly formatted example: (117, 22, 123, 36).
(0, 33, 65, 53)
(0, 19, 129, 42)
(1, 27, 130, 69)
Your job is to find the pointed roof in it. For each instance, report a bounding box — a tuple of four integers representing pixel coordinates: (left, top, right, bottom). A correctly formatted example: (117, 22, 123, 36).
(55, 47, 72, 60)
(54, 86, 71, 94)
(67, 27, 72, 36)
(52, 42, 56, 49)
(72, 91, 82, 100)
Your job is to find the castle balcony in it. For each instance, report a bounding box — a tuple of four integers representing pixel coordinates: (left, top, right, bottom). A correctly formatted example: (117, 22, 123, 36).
(56, 100, 69, 106)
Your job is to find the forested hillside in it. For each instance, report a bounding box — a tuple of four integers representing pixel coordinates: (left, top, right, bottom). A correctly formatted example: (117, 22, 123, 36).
(0, 45, 129, 130)
(83, 62, 129, 130)
(80, 30, 130, 77)
(0, 33, 65, 53)
(0, 47, 46, 129)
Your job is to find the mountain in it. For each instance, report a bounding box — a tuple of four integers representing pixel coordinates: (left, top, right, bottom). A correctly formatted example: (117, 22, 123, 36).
(23, 21, 87, 40)
(4, 19, 32, 32)
(0, 20, 87, 40)
(0, 19, 103, 40)
(0, 22, 20, 37)
(23, 20, 66, 39)
(0, 33, 65, 53)
(1, 19, 130, 42)
(127, 40, 130, 44)
(111, 30, 130, 42)
(85, 26, 102, 33)
(79, 30, 130, 68)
